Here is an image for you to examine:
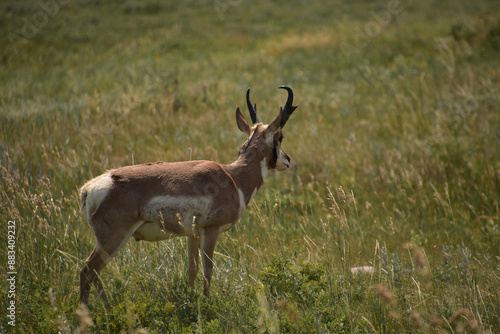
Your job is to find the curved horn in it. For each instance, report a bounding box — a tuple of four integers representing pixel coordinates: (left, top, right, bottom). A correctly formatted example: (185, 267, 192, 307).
(279, 86, 298, 128)
(246, 88, 259, 124)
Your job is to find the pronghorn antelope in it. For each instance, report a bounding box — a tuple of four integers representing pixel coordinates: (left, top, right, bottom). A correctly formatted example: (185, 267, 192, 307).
(79, 86, 298, 305)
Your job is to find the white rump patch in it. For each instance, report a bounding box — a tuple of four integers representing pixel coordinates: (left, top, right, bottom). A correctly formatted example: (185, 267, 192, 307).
(81, 172, 113, 218)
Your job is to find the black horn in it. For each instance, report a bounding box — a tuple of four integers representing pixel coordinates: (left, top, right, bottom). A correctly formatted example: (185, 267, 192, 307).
(246, 88, 260, 124)
(279, 86, 298, 128)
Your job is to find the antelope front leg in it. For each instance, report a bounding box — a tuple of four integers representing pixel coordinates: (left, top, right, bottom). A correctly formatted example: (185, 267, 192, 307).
(200, 227, 220, 297)
(187, 235, 200, 287)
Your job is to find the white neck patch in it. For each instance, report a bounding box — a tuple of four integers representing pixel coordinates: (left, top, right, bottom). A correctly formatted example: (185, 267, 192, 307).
(260, 158, 268, 180)
(238, 188, 246, 217)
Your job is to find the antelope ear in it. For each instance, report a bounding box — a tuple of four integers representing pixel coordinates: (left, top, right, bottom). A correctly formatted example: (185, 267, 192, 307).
(267, 107, 283, 133)
(236, 108, 251, 137)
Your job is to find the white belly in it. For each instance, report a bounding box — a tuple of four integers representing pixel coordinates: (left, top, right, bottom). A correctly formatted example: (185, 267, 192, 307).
(133, 220, 179, 241)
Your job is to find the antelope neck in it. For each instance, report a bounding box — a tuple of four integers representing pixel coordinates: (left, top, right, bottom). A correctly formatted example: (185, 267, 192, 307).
(225, 156, 268, 206)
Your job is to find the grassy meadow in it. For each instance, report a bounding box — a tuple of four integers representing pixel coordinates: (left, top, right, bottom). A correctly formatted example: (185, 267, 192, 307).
(1, 0, 500, 332)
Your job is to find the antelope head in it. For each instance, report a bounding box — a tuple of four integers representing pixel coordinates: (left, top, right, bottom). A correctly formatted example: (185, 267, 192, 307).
(235, 86, 298, 172)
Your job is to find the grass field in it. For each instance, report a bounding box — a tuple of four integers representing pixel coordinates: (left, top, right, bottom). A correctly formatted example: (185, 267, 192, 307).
(1, 0, 500, 332)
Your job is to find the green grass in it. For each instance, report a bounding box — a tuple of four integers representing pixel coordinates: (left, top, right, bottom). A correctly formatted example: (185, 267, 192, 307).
(1, 0, 499, 332)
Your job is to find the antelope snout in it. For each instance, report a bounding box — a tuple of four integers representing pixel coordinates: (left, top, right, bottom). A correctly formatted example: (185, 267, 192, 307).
(276, 151, 291, 171)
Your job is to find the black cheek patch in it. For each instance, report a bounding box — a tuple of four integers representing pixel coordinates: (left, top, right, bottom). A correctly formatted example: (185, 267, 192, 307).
(269, 147, 278, 169)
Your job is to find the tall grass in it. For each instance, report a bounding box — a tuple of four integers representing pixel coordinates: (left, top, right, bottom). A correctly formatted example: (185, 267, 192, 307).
(1, 0, 499, 332)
